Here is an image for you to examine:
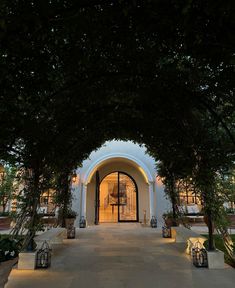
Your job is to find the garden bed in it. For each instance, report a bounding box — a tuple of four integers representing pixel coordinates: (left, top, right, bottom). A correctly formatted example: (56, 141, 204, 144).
(203, 234, 235, 268)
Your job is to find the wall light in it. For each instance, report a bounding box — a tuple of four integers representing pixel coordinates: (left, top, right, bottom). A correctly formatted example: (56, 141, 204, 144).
(72, 173, 77, 183)
(0, 164, 5, 182)
(156, 175, 164, 185)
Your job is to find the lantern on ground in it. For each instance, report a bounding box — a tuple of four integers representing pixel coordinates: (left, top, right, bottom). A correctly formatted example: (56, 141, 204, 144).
(79, 216, 86, 228)
(162, 226, 171, 238)
(36, 241, 51, 268)
(150, 216, 157, 228)
(67, 225, 76, 239)
(192, 241, 208, 267)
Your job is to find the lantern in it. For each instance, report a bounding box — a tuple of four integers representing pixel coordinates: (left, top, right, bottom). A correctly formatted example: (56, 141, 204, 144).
(150, 216, 157, 228)
(36, 241, 51, 269)
(192, 241, 208, 267)
(72, 173, 77, 183)
(162, 226, 171, 238)
(67, 226, 76, 239)
(79, 216, 86, 228)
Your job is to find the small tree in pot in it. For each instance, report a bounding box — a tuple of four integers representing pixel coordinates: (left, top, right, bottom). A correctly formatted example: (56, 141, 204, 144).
(64, 208, 77, 228)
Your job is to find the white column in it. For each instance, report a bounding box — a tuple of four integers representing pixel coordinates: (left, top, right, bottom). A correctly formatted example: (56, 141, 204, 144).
(149, 181, 155, 219)
(81, 184, 87, 219)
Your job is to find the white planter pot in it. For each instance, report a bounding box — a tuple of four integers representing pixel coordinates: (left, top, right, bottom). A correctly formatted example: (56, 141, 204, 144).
(206, 249, 225, 269)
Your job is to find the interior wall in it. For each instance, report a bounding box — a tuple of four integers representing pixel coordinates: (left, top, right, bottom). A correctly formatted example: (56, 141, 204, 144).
(99, 177, 118, 222)
(86, 160, 149, 225)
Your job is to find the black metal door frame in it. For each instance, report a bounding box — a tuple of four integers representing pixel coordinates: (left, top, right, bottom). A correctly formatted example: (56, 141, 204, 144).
(117, 172, 139, 222)
(94, 171, 100, 225)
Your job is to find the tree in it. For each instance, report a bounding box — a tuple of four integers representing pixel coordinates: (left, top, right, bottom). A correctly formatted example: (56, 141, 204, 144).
(191, 112, 235, 251)
(0, 0, 234, 252)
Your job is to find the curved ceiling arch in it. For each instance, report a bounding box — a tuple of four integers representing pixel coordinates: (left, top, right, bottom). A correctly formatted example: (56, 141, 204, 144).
(82, 153, 154, 185)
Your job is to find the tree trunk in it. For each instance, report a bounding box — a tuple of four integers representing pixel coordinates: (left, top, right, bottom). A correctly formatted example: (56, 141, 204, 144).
(2, 203, 6, 213)
(205, 211, 215, 251)
(170, 174, 178, 227)
(202, 186, 216, 251)
(57, 171, 71, 227)
(23, 166, 41, 251)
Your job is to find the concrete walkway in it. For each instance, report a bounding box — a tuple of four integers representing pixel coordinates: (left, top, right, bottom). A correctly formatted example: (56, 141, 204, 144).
(5, 223, 235, 288)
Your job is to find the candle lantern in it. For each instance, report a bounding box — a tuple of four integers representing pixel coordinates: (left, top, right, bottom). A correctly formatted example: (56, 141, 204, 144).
(67, 225, 76, 239)
(162, 226, 171, 238)
(79, 216, 86, 228)
(36, 241, 51, 269)
(150, 216, 157, 228)
(192, 240, 208, 268)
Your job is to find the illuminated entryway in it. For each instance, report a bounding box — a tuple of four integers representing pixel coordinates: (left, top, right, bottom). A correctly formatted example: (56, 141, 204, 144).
(99, 172, 138, 223)
(73, 141, 168, 227)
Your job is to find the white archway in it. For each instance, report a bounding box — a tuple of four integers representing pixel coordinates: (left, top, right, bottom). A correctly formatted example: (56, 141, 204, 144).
(82, 152, 154, 185)
(79, 153, 156, 222)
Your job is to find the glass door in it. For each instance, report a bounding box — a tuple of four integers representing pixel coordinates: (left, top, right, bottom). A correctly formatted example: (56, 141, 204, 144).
(118, 173, 138, 222)
(99, 172, 138, 223)
(99, 172, 118, 222)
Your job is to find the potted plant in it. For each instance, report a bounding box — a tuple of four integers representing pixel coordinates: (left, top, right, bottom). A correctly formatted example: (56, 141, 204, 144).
(65, 209, 77, 228)
(162, 211, 178, 227)
(162, 211, 175, 238)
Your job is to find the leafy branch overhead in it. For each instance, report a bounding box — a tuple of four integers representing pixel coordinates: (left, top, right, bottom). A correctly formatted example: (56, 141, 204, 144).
(0, 1, 234, 252)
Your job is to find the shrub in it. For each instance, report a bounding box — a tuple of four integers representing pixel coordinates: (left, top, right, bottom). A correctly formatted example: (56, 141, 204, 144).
(0, 236, 23, 262)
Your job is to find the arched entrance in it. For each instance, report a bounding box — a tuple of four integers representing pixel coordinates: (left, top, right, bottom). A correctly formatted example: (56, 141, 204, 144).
(82, 155, 154, 225)
(76, 143, 167, 227)
(99, 172, 139, 223)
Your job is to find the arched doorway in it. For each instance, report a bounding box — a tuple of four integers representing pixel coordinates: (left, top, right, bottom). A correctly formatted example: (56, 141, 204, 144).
(80, 146, 162, 226)
(99, 172, 139, 223)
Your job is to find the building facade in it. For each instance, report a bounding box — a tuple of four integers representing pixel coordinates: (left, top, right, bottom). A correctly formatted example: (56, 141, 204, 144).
(1, 140, 209, 226)
(72, 140, 171, 227)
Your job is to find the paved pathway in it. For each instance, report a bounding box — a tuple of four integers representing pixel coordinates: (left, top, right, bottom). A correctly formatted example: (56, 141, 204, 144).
(5, 223, 235, 288)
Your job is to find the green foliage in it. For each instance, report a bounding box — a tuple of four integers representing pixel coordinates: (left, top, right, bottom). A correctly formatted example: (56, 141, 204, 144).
(0, 236, 23, 262)
(225, 208, 235, 214)
(10, 168, 52, 250)
(203, 234, 235, 268)
(216, 170, 235, 207)
(0, 211, 10, 216)
(0, 0, 234, 251)
(64, 209, 77, 219)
